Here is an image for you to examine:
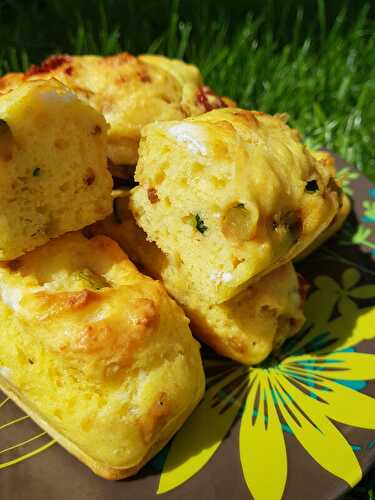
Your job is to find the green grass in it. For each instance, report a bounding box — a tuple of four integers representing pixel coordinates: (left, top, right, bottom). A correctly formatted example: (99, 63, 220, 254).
(0, 0, 374, 181)
(0, 1, 374, 497)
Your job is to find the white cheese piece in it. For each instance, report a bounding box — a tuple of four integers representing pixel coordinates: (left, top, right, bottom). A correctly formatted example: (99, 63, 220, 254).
(167, 123, 208, 156)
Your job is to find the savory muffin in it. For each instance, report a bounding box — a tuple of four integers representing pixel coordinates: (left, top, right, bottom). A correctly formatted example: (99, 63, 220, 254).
(297, 192, 351, 260)
(0, 79, 112, 261)
(131, 108, 340, 303)
(294, 150, 348, 259)
(0, 232, 204, 479)
(89, 195, 305, 364)
(0, 52, 232, 167)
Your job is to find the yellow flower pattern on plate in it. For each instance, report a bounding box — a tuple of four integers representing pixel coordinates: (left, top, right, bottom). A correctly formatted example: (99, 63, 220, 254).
(158, 269, 375, 499)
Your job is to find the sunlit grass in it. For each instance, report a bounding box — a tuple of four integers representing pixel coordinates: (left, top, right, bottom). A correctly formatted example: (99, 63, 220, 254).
(0, 0, 373, 180)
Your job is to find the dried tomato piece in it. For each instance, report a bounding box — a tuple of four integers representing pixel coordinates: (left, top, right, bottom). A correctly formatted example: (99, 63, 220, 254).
(147, 187, 159, 204)
(196, 85, 228, 112)
(297, 274, 310, 305)
(26, 55, 71, 76)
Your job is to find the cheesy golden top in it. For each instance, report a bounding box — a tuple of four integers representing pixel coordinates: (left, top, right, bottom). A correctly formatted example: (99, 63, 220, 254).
(0, 233, 204, 474)
(0, 52, 231, 165)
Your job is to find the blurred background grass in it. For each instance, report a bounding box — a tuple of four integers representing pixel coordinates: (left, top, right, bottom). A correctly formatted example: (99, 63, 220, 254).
(0, 0, 374, 181)
(0, 1, 374, 497)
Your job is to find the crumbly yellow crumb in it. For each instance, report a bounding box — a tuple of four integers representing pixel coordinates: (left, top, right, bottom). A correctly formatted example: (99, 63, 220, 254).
(131, 108, 340, 303)
(0, 79, 113, 260)
(89, 196, 305, 365)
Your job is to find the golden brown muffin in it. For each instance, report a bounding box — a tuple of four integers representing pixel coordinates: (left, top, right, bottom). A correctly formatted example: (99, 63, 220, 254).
(295, 149, 348, 260)
(0, 52, 231, 167)
(89, 195, 305, 364)
(297, 192, 351, 260)
(0, 232, 204, 479)
(0, 79, 112, 260)
(131, 108, 340, 304)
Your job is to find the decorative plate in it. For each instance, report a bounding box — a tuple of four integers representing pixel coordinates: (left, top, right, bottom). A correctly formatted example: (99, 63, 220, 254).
(1, 154, 374, 500)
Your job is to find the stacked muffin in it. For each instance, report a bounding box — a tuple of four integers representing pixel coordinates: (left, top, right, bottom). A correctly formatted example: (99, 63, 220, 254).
(93, 108, 344, 364)
(0, 67, 207, 479)
(0, 52, 348, 478)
